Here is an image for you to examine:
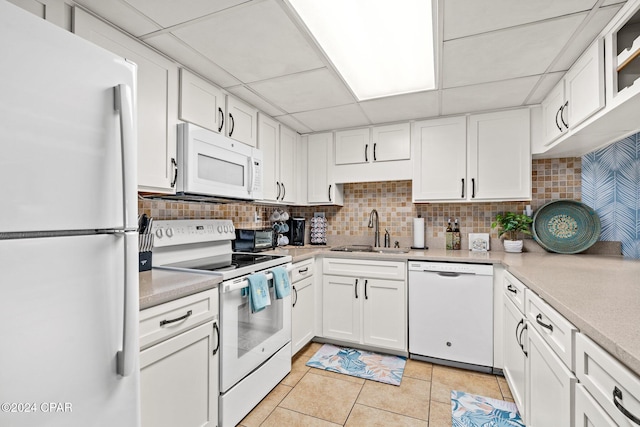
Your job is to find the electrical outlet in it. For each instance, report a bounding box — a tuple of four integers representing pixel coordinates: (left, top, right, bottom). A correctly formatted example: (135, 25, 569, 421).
(254, 211, 261, 223)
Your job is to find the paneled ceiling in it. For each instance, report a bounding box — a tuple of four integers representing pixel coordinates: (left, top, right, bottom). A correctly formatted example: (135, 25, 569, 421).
(75, 0, 625, 134)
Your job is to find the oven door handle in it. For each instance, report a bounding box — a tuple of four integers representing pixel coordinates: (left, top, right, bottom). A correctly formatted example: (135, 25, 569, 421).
(222, 264, 294, 293)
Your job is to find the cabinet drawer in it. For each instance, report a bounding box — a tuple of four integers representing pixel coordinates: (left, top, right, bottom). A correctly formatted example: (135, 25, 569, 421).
(323, 258, 405, 280)
(576, 333, 640, 426)
(292, 258, 314, 283)
(504, 271, 527, 312)
(525, 290, 577, 371)
(140, 289, 218, 350)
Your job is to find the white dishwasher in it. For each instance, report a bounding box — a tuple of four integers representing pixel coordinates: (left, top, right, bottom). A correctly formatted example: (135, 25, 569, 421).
(408, 261, 494, 373)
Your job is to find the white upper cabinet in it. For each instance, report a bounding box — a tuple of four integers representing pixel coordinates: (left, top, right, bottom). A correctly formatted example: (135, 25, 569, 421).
(258, 114, 297, 204)
(413, 108, 531, 202)
(333, 123, 412, 184)
(73, 7, 179, 194)
(179, 68, 225, 134)
(306, 133, 343, 205)
(335, 128, 370, 165)
(412, 116, 468, 202)
(469, 108, 532, 201)
(540, 38, 605, 148)
(371, 123, 411, 162)
(226, 96, 258, 147)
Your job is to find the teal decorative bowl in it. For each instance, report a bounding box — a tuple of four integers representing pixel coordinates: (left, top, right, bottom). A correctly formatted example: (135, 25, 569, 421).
(532, 200, 601, 254)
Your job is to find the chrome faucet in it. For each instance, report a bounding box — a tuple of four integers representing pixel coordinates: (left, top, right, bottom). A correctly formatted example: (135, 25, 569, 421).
(368, 209, 380, 247)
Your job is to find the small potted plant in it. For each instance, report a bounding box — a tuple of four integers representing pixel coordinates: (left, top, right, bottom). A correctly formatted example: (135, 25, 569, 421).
(491, 212, 533, 253)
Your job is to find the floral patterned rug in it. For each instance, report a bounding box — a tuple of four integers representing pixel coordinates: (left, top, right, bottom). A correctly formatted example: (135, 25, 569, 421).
(451, 390, 525, 427)
(305, 344, 406, 386)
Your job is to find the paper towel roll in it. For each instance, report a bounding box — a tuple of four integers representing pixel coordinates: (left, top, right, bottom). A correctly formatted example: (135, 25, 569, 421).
(412, 218, 425, 249)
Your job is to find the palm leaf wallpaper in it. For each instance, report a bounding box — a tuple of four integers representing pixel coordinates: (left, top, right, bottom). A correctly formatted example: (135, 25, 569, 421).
(582, 133, 640, 259)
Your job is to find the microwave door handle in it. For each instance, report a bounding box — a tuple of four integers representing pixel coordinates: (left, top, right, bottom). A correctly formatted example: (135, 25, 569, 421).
(114, 84, 137, 231)
(249, 157, 255, 196)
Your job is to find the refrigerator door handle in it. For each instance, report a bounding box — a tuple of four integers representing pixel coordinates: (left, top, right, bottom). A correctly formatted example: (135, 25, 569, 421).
(117, 231, 139, 377)
(114, 84, 138, 231)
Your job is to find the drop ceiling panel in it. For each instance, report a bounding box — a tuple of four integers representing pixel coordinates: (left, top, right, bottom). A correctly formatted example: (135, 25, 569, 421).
(248, 68, 355, 113)
(274, 114, 312, 134)
(144, 33, 241, 88)
(441, 76, 540, 116)
(292, 104, 370, 132)
(226, 86, 285, 117)
(443, 0, 597, 40)
(442, 13, 587, 88)
(171, 0, 325, 83)
(551, 4, 623, 72)
(122, 0, 248, 29)
(526, 72, 564, 104)
(74, 0, 161, 37)
(359, 91, 440, 123)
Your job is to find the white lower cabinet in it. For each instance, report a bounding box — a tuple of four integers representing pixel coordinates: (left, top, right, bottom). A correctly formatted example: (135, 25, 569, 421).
(575, 332, 640, 426)
(503, 296, 527, 420)
(139, 289, 219, 427)
(291, 259, 315, 355)
(526, 325, 577, 427)
(574, 383, 616, 427)
(322, 258, 406, 352)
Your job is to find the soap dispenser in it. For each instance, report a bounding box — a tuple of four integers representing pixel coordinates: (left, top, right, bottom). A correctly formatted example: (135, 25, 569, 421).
(384, 229, 390, 248)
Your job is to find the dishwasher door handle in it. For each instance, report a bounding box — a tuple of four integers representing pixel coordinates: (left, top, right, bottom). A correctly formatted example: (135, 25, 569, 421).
(434, 271, 475, 277)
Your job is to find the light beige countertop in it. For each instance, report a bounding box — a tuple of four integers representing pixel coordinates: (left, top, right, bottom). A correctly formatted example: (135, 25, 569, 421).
(139, 244, 640, 376)
(139, 269, 221, 310)
(270, 245, 640, 376)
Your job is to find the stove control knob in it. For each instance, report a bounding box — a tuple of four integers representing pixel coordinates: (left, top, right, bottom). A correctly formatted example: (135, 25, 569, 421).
(224, 226, 229, 233)
(155, 228, 163, 239)
(229, 225, 235, 233)
(217, 226, 223, 233)
(166, 228, 174, 238)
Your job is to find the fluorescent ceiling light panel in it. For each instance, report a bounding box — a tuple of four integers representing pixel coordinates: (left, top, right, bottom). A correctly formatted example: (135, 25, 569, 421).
(289, 0, 435, 101)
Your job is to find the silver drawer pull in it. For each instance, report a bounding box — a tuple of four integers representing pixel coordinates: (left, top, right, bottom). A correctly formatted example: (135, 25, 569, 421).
(613, 386, 640, 424)
(298, 267, 309, 274)
(507, 284, 517, 294)
(160, 310, 193, 327)
(535, 313, 553, 332)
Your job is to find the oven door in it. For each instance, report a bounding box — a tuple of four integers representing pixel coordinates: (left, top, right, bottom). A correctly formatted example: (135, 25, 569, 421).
(220, 270, 292, 392)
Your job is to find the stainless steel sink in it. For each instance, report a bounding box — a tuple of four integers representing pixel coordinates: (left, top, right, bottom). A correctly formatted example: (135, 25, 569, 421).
(330, 245, 374, 252)
(329, 245, 410, 254)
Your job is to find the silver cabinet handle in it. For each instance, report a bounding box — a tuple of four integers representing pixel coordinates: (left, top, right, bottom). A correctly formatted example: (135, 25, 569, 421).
(535, 313, 553, 331)
(354, 279, 359, 299)
(212, 322, 220, 356)
(507, 284, 517, 294)
(218, 107, 224, 133)
(613, 386, 640, 424)
(160, 310, 193, 326)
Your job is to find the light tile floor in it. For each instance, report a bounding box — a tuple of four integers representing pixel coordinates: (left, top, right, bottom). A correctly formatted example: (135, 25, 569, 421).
(238, 342, 515, 427)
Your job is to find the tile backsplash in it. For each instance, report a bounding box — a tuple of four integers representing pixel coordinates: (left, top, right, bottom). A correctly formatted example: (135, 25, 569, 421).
(138, 157, 581, 249)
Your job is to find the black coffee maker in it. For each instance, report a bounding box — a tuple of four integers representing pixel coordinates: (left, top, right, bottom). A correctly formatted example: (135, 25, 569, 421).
(287, 217, 305, 246)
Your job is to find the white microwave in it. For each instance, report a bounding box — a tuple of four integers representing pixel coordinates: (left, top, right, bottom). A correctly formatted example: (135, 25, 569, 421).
(176, 123, 263, 201)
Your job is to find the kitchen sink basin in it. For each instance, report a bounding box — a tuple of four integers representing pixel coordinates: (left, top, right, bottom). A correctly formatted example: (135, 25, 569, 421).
(330, 245, 410, 254)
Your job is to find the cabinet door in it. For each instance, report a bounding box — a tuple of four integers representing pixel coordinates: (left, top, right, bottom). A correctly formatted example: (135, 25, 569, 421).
(258, 113, 280, 202)
(541, 80, 566, 145)
(140, 321, 219, 427)
(335, 128, 369, 165)
(574, 384, 616, 427)
(292, 275, 315, 355)
(307, 133, 332, 203)
(74, 8, 179, 194)
(279, 125, 297, 204)
(226, 96, 257, 147)
(503, 297, 527, 420)
(565, 38, 605, 129)
(179, 68, 224, 134)
(371, 123, 411, 162)
(362, 278, 406, 351)
(322, 275, 360, 343)
(412, 116, 467, 202)
(526, 325, 576, 427)
(469, 109, 531, 201)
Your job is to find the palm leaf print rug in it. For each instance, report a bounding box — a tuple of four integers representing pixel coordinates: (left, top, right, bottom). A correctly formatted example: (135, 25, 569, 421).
(306, 344, 406, 386)
(451, 390, 525, 427)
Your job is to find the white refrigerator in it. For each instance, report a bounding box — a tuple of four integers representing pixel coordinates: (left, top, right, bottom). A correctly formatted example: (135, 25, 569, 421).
(0, 2, 140, 426)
